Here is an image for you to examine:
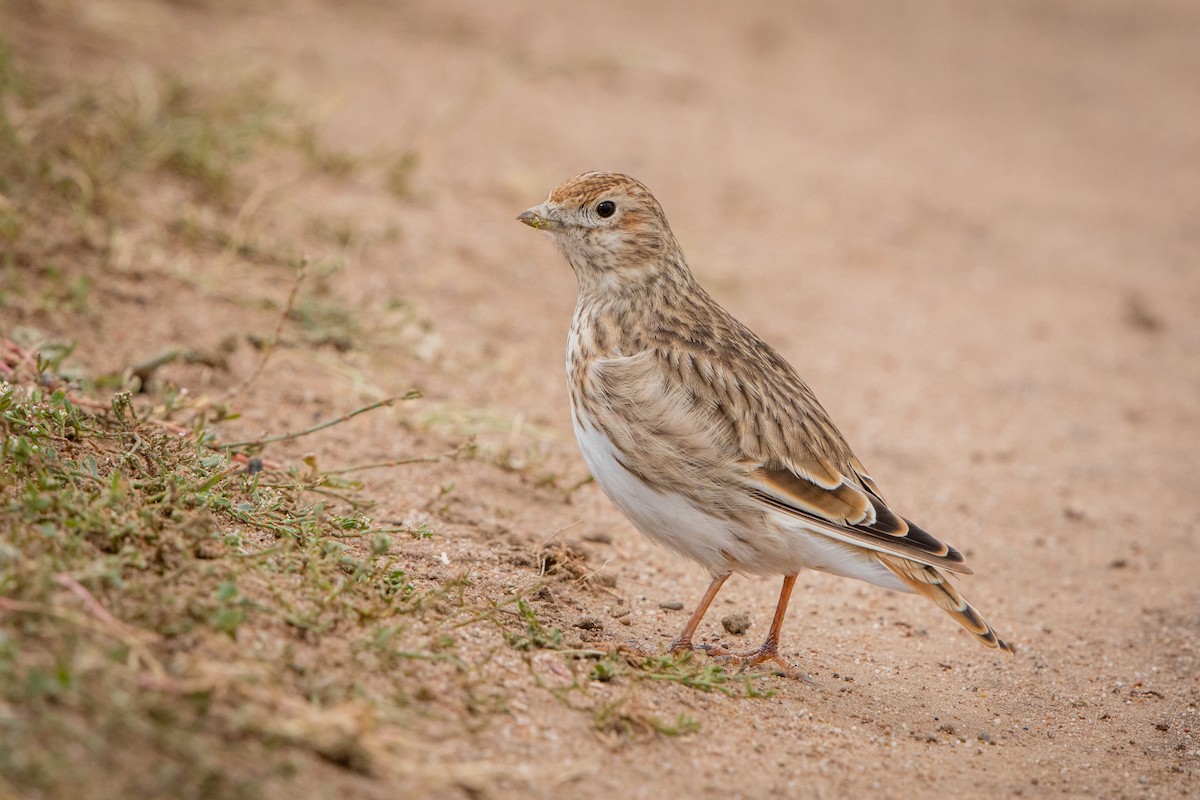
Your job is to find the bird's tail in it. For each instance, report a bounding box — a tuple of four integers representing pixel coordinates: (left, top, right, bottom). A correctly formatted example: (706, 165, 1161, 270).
(876, 553, 1012, 653)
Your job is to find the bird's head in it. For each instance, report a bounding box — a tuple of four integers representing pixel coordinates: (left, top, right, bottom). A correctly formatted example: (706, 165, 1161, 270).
(518, 172, 685, 293)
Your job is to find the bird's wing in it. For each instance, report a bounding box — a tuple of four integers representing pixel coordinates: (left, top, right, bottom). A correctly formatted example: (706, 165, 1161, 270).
(587, 347, 971, 574)
(748, 461, 971, 574)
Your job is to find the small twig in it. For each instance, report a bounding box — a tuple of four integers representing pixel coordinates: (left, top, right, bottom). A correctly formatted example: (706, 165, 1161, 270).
(538, 520, 582, 550)
(218, 390, 420, 451)
(126, 348, 228, 387)
(325, 527, 398, 538)
(572, 556, 621, 598)
(319, 445, 466, 476)
(285, 484, 371, 509)
(211, 263, 307, 408)
(535, 520, 583, 577)
(54, 573, 118, 625)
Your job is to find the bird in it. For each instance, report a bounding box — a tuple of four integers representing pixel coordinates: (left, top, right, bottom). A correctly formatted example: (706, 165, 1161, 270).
(517, 171, 1011, 672)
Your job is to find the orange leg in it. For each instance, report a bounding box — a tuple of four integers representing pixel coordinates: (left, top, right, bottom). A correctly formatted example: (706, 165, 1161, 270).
(736, 574, 798, 671)
(667, 574, 810, 681)
(668, 573, 730, 653)
(709, 575, 809, 679)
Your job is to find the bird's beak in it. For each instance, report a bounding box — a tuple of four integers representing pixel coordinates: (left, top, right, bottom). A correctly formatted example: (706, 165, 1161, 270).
(517, 203, 561, 231)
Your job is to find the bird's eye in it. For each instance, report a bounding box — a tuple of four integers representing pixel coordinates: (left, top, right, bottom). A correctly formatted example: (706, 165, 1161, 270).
(596, 200, 616, 218)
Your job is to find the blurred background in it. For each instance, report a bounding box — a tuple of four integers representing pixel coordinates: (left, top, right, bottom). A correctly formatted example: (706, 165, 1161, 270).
(2, 1, 1197, 797)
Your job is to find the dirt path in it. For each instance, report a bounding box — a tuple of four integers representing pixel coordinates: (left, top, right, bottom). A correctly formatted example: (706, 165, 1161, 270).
(3, 1, 1198, 797)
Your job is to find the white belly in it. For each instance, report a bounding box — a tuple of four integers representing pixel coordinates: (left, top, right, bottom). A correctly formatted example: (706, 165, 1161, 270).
(571, 406, 909, 591)
(572, 409, 740, 572)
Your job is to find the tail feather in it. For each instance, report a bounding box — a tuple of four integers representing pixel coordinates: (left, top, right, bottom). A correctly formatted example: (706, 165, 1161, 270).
(877, 553, 1013, 653)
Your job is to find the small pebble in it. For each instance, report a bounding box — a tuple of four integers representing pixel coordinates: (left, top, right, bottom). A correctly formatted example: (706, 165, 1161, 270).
(575, 616, 604, 630)
(659, 601, 684, 611)
(721, 613, 752, 635)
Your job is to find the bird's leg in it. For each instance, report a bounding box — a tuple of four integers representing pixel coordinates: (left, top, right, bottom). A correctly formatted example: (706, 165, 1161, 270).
(744, 574, 797, 670)
(668, 573, 730, 654)
(716, 574, 802, 674)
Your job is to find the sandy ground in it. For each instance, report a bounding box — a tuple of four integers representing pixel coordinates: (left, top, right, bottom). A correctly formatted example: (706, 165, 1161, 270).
(5, 0, 1199, 797)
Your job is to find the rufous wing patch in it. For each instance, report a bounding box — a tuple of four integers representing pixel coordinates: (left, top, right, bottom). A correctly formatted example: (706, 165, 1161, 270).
(748, 464, 970, 573)
(753, 465, 873, 525)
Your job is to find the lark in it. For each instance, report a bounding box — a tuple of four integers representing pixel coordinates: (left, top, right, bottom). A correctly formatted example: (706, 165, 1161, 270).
(518, 171, 1010, 671)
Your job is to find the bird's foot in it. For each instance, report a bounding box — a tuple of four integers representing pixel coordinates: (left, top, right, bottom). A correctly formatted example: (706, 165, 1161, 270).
(702, 641, 817, 685)
(666, 638, 707, 658)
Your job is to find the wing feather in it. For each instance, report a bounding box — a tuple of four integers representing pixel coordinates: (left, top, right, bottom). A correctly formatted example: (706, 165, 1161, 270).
(586, 346, 972, 575)
(750, 465, 970, 573)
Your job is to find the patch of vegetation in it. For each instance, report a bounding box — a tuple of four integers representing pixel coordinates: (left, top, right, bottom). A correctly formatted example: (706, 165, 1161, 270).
(578, 652, 777, 739)
(294, 123, 361, 178)
(0, 354, 475, 796)
(474, 592, 778, 741)
(385, 150, 421, 200)
(0, 31, 381, 331)
(593, 701, 702, 739)
(0, 21, 553, 800)
(0, 46, 280, 259)
(505, 598, 565, 651)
